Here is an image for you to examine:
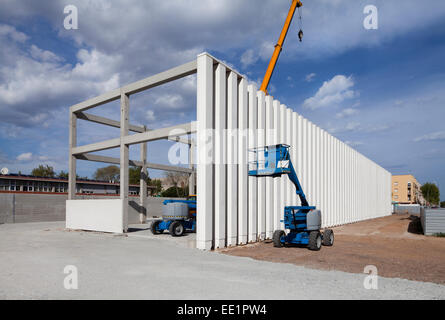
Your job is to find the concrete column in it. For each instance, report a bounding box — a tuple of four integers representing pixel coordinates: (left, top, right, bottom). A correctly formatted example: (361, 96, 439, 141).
(265, 95, 274, 239)
(301, 118, 308, 206)
(188, 141, 195, 196)
(247, 85, 258, 242)
(196, 53, 214, 250)
(291, 112, 298, 206)
(272, 100, 281, 231)
(227, 71, 238, 246)
(297, 115, 303, 206)
(120, 92, 130, 233)
(257, 91, 266, 240)
(68, 112, 77, 200)
(279, 104, 286, 230)
(140, 126, 147, 224)
(214, 64, 226, 249)
(286, 108, 292, 207)
(238, 78, 248, 245)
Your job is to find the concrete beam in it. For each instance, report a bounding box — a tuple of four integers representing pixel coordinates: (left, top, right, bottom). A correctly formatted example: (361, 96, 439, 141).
(70, 60, 197, 113)
(71, 122, 196, 155)
(76, 112, 192, 145)
(75, 154, 193, 173)
(122, 122, 197, 146)
(76, 112, 145, 133)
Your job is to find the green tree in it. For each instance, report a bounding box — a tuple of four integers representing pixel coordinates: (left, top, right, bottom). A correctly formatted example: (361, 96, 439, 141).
(441, 201, 445, 208)
(149, 179, 163, 196)
(31, 165, 55, 177)
(161, 186, 188, 198)
(421, 183, 440, 206)
(93, 165, 120, 182)
(129, 166, 151, 185)
(58, 171, 69, 179)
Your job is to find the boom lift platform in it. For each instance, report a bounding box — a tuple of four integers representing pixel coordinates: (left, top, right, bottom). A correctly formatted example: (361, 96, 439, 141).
(248, 144, 334, 250)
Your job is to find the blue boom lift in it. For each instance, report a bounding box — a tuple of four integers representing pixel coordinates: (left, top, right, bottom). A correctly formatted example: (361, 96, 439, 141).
(150, 195, 196, 237)
(248, 144, 334, 250)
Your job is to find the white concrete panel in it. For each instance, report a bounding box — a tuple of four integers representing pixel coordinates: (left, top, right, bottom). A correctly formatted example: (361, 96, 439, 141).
(238, 78, 248, 245)
(196, 53, 214, 250)
(257, 91, 266, 240)
(291, 112, 298, 206)
(226, 71, 238, 246)
(66, 199, 124, 233)
(248, 85, 258, 242)
(272, 100, 281, 231)
(214, 64, 227, 249)
(301, 118, 308, 207)
(286, 108, 293, 207)
(320, 130, 326, 227)
(279, 104, 287, 229)
(265, 95, 274, 239)
(297, 115, 303, 206)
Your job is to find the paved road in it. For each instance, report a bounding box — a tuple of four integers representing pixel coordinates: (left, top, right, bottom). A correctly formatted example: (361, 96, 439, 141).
(0, 222, 444, 299)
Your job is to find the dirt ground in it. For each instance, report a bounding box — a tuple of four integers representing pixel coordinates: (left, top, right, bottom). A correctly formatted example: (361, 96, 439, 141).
(221, 213, 445, 285)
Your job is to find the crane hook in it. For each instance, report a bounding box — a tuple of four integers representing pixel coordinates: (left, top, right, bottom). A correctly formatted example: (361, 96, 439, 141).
(298, 29, 303, 42)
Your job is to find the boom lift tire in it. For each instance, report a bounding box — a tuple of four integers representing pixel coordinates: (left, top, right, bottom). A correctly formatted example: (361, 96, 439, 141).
(169, 221, 185, 237)
(308, 231, 322, 251)
(151, 220, 162, 235)
(322, 229, 334, 246)
(273, 230, 286, 247)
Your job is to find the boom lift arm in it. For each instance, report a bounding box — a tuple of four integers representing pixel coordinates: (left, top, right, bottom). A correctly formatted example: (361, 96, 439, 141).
(260, 0, 303, 95)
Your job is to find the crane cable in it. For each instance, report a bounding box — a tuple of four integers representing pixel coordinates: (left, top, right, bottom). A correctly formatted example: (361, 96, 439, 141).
(297, 5, 303, 42)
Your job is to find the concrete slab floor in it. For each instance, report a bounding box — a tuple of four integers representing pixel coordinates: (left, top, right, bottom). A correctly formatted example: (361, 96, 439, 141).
(0, 221, 444, 300)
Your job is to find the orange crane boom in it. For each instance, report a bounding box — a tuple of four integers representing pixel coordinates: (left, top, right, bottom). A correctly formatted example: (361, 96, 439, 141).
(260, 0, 302, 94)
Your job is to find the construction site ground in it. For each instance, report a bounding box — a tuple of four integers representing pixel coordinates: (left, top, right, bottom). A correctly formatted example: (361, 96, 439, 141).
(221, 213, 445, 285)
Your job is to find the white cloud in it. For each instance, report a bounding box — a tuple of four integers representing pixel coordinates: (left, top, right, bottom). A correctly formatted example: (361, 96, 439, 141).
(305, 73, 316, 82)
(303, 75, 357, 110)
(414, 131, 445, 142)
(30, 45, 62, 63)
(16, 152, 32, 161)
(0, 31, 121, 127)
(0, 24, 28, 42)
(240, 49, 258, 69)
(146, 110, 156, 122)
(154, 94, 184, 109)
(336, 108, 359, 119)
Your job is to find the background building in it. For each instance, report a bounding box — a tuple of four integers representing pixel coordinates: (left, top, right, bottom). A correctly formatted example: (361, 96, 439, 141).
(0, 173, 154, 196)
(392, 174, 425, 205)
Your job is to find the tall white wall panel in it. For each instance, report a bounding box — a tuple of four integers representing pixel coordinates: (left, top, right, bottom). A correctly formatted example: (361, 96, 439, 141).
(265, 96, 274, 239)
(247, 85, 258, 243)
(257, 92, 266, 240)
(238, 78, 248, 245)
(196, 54, 392, 250)
(272, 100, 281, 231)
(226, 71, 238, 246)
(214, 64, 227, 249)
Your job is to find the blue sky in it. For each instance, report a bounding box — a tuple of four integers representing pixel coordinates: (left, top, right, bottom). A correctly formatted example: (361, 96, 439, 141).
(0, 0, 444, 199)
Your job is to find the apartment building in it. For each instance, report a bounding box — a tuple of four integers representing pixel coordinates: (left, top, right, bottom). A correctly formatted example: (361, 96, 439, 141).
(392, 174, 424, 204)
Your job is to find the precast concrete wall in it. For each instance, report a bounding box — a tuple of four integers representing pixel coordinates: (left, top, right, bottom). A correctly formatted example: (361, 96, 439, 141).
(196, 53, 392, 250)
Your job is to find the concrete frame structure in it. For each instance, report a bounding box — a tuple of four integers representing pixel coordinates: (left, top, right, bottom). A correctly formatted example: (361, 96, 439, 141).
(67, 60, 198, 233)
(68, 52, 392, 248)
